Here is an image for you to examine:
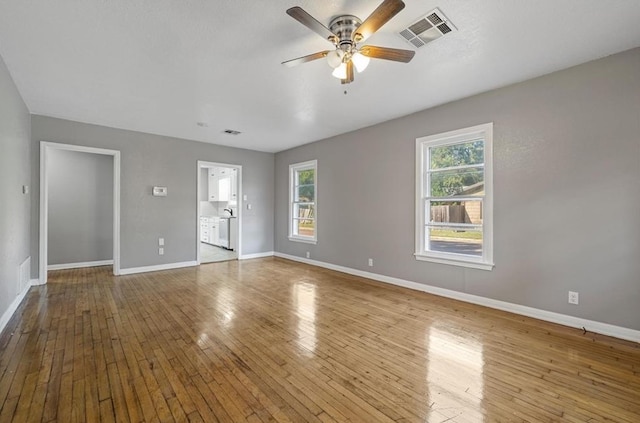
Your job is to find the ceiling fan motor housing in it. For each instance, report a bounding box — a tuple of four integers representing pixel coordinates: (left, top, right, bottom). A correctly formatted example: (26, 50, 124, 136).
(329, 15, 362, 54)
(282, 1, 415, 84)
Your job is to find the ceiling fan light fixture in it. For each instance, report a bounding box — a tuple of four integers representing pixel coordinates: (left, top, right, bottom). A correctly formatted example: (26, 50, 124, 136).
(283, 1, 415, 84)
(351, 51, 370, 73)
(332, 62, 347, 79)
(326, 49, 344, 68)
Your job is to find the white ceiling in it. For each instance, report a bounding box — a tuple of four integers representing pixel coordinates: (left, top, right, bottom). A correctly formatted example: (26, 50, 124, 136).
(1, 1, 639, 153)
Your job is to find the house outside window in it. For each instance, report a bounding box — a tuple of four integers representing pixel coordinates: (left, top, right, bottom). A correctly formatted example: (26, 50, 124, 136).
(289, 160, 317, 244)
(415, 123, 493, 270)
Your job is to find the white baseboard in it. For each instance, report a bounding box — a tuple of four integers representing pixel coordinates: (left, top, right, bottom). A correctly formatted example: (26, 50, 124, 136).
(274, 252, 640, 343)
(239, 251, 274, 260)
(30, 278, 44, 286)
(48, 259, 113, 271)
(0, 282, 32, 336)
(119, 261, 198, 275)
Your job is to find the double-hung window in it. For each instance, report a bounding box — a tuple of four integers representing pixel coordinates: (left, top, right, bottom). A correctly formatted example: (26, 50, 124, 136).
(289, 160, 317, 244)
(416, 123, 493, 270)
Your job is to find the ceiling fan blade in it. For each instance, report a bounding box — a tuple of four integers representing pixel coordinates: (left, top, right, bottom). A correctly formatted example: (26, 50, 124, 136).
(341, 61, 354, 84)
(282, 51, 330, 68)
(359, 45, 415, 63)
(353, 0, 405, 42)
(286, 7, 337, 42)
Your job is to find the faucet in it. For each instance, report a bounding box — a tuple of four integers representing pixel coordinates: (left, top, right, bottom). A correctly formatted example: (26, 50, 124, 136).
(224, 207, 233, 216)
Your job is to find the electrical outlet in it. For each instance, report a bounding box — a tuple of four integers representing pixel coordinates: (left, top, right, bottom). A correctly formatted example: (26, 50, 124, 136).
(306, 251, 310, 259)
(568, 291, 579, 305)
(368, 258, 373, 267)
(159, 247, 164, 256)
(159, 237, 164, 246)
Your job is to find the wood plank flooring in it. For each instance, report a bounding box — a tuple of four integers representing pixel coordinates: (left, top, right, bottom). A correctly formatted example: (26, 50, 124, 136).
(1, 257, 639, 422)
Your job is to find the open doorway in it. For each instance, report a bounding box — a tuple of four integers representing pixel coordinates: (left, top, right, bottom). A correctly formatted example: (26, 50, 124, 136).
(197, 161, 241, 263)
(39, 142, 121, 284)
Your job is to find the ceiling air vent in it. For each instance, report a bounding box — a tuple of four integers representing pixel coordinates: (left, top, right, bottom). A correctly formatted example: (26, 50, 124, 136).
(399, 8, 456, 49)
(222, 129, 241, 135)
(426, 12, 443, 26)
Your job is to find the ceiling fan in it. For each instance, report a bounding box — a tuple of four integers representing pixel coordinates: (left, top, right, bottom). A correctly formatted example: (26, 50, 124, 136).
(282, 0, 415, 84)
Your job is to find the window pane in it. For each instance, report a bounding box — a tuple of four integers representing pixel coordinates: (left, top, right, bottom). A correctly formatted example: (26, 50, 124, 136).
(297, 169, 315, 185)
(429, 140, 484, 169)
(429, 167, 484, 197)
(296, 184, 315, 202)
(290, 161, 317, 241)
(427, 226, 482, 256)
(293, 218, 315, 237)
(429, 200, 483, 224)
(294, 204, 315, 219)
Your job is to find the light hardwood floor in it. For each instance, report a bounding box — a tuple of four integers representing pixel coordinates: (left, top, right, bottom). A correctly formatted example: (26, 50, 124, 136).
(1, 258, 639, 422)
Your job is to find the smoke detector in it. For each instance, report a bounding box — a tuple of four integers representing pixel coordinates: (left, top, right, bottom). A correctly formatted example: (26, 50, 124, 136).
(399, 8, 456, 49)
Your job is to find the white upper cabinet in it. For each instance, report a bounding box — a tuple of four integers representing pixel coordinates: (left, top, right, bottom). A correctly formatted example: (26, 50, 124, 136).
(208, 167, 234, 202)
(208, 168, 219, 201)
(218, 175, 230, 201)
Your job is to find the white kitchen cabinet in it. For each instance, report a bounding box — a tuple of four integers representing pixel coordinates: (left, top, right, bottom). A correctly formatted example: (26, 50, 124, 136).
(208, 169, 219, 201)
(209, 168, 232, 202)
(209, 220, 219, 245)
(200, 216, 219, 245)
(218, 176, 230, 201)
(200, 217, 210, 243)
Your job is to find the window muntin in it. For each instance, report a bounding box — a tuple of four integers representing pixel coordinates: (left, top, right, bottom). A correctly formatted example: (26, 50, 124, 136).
(289, 160, 317, 243)
(416, 124, 493, 270)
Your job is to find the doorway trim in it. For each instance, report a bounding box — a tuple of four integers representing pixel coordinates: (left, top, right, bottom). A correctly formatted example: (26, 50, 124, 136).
(196, 161, 242, 264)
(39, 141, 121, 283)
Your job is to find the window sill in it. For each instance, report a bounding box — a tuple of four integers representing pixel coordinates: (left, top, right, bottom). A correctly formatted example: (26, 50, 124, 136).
(288, 236, 317, 245)
(414, 253, 494, 271)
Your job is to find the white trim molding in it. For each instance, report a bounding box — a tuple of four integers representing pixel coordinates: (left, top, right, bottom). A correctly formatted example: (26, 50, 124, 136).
(289, 159, 318, 244)
(239, 251, 275, 260)
(415, 123, 494, 270)
(48, 260, 114, 271)
(274, 252, 640, 343)
(0, 282, 32, 336)
(119, 261, 198, 275)
(40, 141, 121, 284)
(196, 161, 242, 264)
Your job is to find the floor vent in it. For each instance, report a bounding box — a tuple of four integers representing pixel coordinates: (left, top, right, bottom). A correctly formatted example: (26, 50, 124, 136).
(399, 8, 456, 49)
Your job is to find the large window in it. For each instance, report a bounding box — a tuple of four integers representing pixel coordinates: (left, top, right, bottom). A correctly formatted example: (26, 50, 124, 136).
(416, 123, 493, 270)
(289, 160, 317, 244)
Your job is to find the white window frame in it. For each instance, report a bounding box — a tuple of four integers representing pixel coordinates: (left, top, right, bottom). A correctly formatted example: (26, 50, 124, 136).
(415, 123, 494, 270)
(289, 160, 317, 244)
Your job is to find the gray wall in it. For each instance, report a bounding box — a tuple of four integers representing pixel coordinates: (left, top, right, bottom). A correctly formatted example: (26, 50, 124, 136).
(0, 54, 31, 320)
(47, 149, 113, 265)
(275, 48, 640, 330)
(31, 117, 274, 276)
